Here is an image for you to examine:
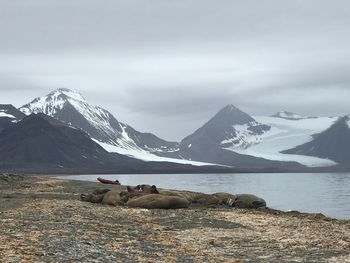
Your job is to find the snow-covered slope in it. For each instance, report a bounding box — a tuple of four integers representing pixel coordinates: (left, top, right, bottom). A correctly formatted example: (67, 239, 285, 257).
(219, 121, 272, 149)
(228, 116, 339, 167)
(20, 88, 181, 162)
(94, 140, 217, 166)
(282, 115, 350, 166)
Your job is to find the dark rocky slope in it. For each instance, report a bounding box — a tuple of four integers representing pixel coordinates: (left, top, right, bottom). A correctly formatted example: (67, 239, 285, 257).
(283, 116, 350, 167)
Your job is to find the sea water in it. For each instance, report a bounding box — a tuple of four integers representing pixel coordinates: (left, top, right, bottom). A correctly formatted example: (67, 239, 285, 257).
(57, 173, 350, 219)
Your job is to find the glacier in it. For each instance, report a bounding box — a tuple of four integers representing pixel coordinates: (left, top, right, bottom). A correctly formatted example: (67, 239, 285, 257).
(227, 116, 339, 167)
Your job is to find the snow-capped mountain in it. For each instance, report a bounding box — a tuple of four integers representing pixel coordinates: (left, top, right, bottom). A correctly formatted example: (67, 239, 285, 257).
(158, 105, 304, 170)
(0, 114, 222, 174)
(183, 104, 271, 150)
(20, 88, 179, 157)
(282, 115, 350, 166)
(162, 104, 339, 168)
(271, 111, 305, 120)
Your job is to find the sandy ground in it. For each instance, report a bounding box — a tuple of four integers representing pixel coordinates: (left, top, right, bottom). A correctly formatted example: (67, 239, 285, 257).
(0, 174, 349, 263)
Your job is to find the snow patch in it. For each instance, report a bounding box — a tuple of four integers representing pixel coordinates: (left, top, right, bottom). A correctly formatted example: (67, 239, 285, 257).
(0, 112, 15, 118)
(220, 121, 270, 149)
(94, 140, 217, 166)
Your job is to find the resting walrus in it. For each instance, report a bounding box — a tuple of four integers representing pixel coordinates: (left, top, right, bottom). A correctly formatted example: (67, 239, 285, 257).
(127, 185, 232, 206)
(229, 194, 266, 209)
(101, 191, 123, 206)
(80, 185, 267, 209)
(81, 188, 111, 203)
(126, 194, 190, 209)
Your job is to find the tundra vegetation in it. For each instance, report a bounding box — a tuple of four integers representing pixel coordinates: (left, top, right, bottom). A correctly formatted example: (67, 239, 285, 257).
(1, 174, 349, 263)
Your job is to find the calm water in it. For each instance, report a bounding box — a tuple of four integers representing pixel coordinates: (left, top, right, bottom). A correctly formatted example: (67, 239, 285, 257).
(57, 173, 350, 219)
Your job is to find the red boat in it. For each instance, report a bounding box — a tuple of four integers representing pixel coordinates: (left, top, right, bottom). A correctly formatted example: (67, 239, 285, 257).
(97, 177, 121, 185)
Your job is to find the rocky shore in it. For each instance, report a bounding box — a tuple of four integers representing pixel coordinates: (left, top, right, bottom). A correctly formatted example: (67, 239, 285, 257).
(0, 174, 349, 262)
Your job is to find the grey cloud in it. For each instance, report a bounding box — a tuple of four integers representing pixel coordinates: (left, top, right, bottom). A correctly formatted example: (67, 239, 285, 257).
(0, 0, 349, 53)
(1, 0, 350, 140)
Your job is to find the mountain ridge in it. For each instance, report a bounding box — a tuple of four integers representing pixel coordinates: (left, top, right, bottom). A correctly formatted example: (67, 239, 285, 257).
(14, 89, 349, 171)
(0, 113, 232, 174)
(20, 88, 179, 156)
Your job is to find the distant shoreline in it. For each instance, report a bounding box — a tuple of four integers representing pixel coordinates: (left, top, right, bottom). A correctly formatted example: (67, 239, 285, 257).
(2, 165, 350, 177)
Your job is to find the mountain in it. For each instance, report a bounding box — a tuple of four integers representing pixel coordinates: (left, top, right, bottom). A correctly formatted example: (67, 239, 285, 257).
(159, 105, 304, 170)
(0, 104, 26, 132)
(0, 113, 127, 172)
(20, 88, 179, 156)
(282, 115, 350, 166)
(0, 113, 229, 174)
(271, 111, 305, 120)
(182, 104, 271, 150)
(17, 90, 345, 170)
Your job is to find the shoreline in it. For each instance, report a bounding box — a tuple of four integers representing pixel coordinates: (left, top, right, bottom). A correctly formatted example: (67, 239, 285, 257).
(4, 167, 350, 176)
(55, 173, 350, 220)
(1, 174, 349, 262)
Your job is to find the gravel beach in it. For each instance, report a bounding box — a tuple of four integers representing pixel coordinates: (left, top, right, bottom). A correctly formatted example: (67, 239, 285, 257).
(0, 174, 349, 263)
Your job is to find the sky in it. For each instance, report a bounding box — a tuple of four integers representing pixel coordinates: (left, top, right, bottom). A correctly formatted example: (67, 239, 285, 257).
(0, 0, 350, 141)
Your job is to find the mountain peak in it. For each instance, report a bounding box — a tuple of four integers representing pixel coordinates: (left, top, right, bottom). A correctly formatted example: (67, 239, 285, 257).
(222, 104, 239, 112)
(49, 88, 86, 102)
(212, 104, 255, 126)
(20, 88, 86, 116)
(182, 104, 270, 150)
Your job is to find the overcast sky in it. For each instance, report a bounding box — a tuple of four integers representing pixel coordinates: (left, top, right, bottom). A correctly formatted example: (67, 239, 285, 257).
(0, 0, 350, 140)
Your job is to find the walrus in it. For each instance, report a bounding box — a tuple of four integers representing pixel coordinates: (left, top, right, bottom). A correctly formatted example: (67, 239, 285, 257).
(81, 185, 267, 210)
(126, 194, 190, 209)
(229, 194, 266, 209)
(212, 192, 237, 205)
(120, 184, 160, 203)
(101, 191, 123, 206)
(80, 188, 111, 203)
(158, 190, 232, 206)
(125, 185, 230, 207)
(127, 184, 159, 194)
